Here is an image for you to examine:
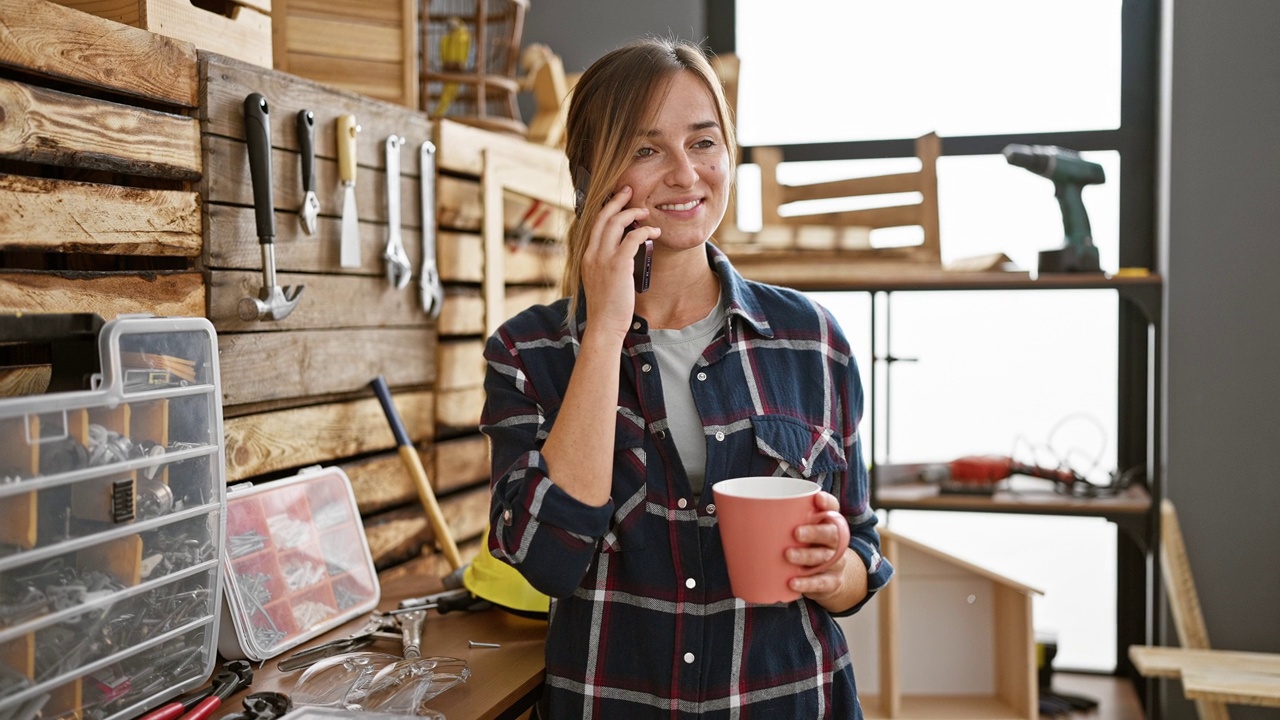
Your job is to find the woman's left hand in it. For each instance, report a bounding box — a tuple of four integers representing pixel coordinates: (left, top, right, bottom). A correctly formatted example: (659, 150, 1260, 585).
(786, 491, 854, 604)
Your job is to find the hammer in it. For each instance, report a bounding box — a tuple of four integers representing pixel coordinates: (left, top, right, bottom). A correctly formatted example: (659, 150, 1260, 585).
(238, 93, 304, 322)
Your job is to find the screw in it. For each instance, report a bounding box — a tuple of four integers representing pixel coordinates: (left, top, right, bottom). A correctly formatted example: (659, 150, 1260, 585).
(468, 640, 500, 649)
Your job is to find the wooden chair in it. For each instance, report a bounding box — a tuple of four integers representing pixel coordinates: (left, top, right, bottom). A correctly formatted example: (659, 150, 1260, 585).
(1128, 500, 1280, 717)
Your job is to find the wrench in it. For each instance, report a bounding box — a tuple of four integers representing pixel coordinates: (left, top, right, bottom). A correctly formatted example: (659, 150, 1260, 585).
(383, 135, 412, 289)
(419, 140, 443, 318)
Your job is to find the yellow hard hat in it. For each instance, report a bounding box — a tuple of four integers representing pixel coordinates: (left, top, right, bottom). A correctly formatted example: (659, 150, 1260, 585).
(464, 530, 550, 615)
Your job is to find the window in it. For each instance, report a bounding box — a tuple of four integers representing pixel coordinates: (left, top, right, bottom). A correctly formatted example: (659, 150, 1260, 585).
(722, 0, 1157, 672)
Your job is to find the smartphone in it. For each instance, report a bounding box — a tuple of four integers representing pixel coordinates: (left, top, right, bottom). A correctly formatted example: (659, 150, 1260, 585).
(576, 166, 652, 294)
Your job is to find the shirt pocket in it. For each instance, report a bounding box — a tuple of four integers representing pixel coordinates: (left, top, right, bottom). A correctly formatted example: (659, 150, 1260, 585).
(750, 414, 848, 487)
(601, 406, 648, 553)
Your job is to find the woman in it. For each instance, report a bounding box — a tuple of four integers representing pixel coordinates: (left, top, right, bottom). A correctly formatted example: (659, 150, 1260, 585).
(480, 36, 893, 718)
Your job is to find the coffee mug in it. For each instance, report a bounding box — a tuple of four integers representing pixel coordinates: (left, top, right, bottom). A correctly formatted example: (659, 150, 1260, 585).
(712, 476, 851, 604)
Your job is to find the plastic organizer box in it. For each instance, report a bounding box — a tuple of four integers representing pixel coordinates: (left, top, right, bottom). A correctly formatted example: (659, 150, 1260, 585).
(220, 465, 379, 662)
(0, 315, 227, 720)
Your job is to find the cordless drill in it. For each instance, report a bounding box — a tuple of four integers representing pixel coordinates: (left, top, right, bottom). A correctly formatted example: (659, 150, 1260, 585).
(1003, 144, 1106, 273)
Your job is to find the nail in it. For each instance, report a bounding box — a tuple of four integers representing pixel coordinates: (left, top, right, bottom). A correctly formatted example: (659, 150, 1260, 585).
(468, 640, 500, 649)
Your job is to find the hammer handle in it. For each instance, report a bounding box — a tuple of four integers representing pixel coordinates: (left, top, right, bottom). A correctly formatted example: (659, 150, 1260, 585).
(371, 376, 463, 570)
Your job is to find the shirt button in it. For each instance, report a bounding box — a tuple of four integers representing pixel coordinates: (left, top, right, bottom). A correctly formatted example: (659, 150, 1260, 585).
(502, 510, 512, 523)
(657, 430, 666, 439)
(715, 431, 725, 442)
(632, 321, 642, 331)
(683, 652, 695, 664)
(685, 578, 696, 589)
(800, 458, 808, 468)
(677, 498, 688, 509)
(641, 363, 652, 373)
(706, 503, 716, 514)
(696, 372, 707, 381)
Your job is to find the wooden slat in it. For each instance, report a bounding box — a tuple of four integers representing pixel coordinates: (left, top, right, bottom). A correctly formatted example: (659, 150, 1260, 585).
(0, 271, 204, 318)
(1183, 671, 1280, 708)
(0, 365, 50, 398)
(223, 390, 433, 480)
(780, 171, 923, 205)
(137, 0, 272, 68)
(284, 15, 402, 62)
(505, 286, 559, 322)
(434, 433, 490, 493)
(203, 136, 421, 229)
(0, 0, 199, 107)
(0, 79, 201, 180)
(205, 205, 422, 274)
(0, 175, 201, 255)
(783, 203, 923, 229)
(218, 327, 436, 405)
(505, 242, 564, 285)
(436, 118, 567, 183)
(345, 448, 427, 514)
(283, 54, 404, 104)
(207, 270, 431, 331)
(437, 339, 485, 392)
(288, 0, 401, 24)
(201, 52, 431, 170)
(363, 484, 489, 569)
(438, 287, 484, 336)
(437, 386, 483, 430)
(1128, 646, 1280, 679)
(438, 230, 482, 282)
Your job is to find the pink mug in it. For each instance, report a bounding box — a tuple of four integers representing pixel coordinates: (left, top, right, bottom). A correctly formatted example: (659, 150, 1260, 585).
(712, 476, 851, 604)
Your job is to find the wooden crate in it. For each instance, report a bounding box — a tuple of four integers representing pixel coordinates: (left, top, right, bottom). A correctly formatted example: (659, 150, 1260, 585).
(48, 0, 272, 68)
(272, 0, 420, 108)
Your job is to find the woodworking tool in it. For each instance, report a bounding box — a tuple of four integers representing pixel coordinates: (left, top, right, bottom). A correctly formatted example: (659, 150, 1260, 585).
(369, 375, 462, 571)
(296, 110, 319, 236)
(338, 114, 361, 268)
(383, 135, 412, 289)
(419, 140, 443, 317)
(1003, 143, 1106, 273)
(238, 93, 304, 322)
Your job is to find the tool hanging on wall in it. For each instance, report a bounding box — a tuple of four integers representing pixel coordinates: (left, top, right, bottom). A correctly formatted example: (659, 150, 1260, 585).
(296, 110, 319, 236)
(337, 114, 361, 268)
(1002, 143, 1106, 274)
(419, 140, 443, 318)
(383, 135, 412, 289)
(238, 93, 304, 322)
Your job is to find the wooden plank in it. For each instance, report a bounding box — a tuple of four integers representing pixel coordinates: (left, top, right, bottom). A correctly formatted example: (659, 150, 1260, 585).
(284, 15, 402, 62)
(1128, 646, 1280, 679)
(203, 136, 422, 229)
(218, 327, 436, 405)
(289, 0, 402, 23)
(0, 0, 198, 107)
(436, 119, 567, 183)
(345, 448, 426, 514)
(438, 287, 484, 336)
(437, 339, 485, 392)
(722, 251, 949, 291)
(505, 286, 559, 322)
(142, 0, 272, 68)
(205, 205, 422, 274)
(0, 175, 201, 255)
(223, 390, 434, 480)
(0, 365, 49, 398)
(439, 230, 483, 282)
(436, 175, 571, 239)
(783, 203, 923, 230)
(0, 271, 204, 318)
(207, 270, 432, 331)
(283, 53, 404, 104)
(437, 386, 483, 430)
(201, 52, 431, 171)
(1183, 671, 1280, 708)
(434, 433, 490, 493)
(0, 79, 201, 180)
(505, 242, 564, 286)
(780, 171, 923, 205)
(363, 484, 490, 569)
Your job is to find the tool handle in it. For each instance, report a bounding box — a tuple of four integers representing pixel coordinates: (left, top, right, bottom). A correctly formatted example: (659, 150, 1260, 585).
(297, 110, 315, 193)
(370, 375, 464, 570)
(182, 696, 222, 720)
(243, 93, 275, 244)
(137, 702, 185, 720)
(385, 135, 403, 234)
(398, 608, 426, 660)
(337, 115, 359, 184)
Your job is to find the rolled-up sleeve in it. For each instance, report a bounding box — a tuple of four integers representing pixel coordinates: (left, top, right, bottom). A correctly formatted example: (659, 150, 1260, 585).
(480, 328, 614, 598)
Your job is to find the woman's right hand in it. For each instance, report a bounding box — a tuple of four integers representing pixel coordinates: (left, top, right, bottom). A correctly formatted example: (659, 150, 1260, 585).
(580, 186, 660, 342)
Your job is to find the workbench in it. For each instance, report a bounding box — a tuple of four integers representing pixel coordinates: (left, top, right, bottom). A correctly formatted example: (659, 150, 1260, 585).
(219, 554, 547, 720)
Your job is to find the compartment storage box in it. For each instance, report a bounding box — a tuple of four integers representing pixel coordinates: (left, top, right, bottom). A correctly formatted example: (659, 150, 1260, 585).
(0, 315, 227, 720)
(219, 466, 379, 661)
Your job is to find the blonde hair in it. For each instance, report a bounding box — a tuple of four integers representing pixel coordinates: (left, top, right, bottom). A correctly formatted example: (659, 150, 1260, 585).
(560, 37, 737, 326)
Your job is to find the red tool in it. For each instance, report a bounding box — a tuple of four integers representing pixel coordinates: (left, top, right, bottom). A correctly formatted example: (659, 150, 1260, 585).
(921, 455, 1081, 494)
(138, 660, 253, 720)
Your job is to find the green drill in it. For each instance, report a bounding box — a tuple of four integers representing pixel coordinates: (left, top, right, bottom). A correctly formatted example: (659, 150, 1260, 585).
(1003, 143, 1106, 273)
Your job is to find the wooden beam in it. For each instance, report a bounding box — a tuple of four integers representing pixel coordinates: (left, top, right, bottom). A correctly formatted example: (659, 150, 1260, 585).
(780, 171, 923, 205)
(0, 271, 204, 318)
(434, 433, 490, 493)
(436, 386, 483, 431)
(0, 175, 201, 255)
(207, 270, 431, 332)
(223, 390, 434, 481)
(218, 327, 436, 405)
(783, 203, 922, 230)
(436, 118, 567, 183)
(0, 365, 50, 398)
(0, 0, 199, 107)
(437, 338, 485, 391)
(363, 483, 490, 569)
(0, 79, 201, 180)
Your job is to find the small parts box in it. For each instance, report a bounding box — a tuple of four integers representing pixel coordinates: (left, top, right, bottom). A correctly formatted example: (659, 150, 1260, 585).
(220, 466, 379, 661)
(0, 315, 227, 720)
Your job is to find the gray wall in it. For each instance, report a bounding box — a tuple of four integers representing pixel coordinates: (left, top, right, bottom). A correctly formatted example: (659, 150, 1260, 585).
(1161, 0, 1280, 718)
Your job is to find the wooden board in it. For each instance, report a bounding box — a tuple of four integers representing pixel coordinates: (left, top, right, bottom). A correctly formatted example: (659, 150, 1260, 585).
(0, 365, 50, 398)
(0, 271, 204, 318)
(206, 205, 422, 274)
(363, 484, 489, 569)
(0, 175, 201, 255)
(437, 339, 485, 392)
(434, 433, 490, 492)
(51, 0, 272, 68)
(223, 390, 434, 481)
(1183, 671, 1280, 708)
(217, 327, 436, 405)
(1128, 646, 1280, 679)
(436, 119, 567, 182)
(0, 79, 201, 180)
(344, 449, 429, 514)
(436, 386, 484, 431)
(0, 0, 199, 107)
(207, 270, 430, 332)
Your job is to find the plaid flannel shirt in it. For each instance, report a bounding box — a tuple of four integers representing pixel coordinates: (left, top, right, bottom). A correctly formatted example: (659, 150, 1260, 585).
(480, 244, 893, 719)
